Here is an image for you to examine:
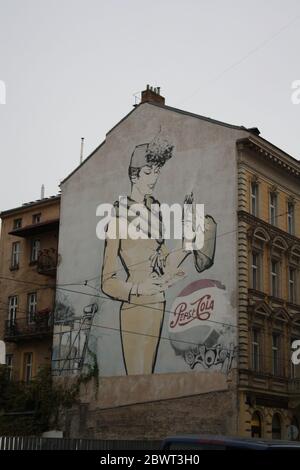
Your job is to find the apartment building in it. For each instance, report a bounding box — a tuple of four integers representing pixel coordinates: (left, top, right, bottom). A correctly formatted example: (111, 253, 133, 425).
(237, 138, 300, 439)
(46, 86, 299, 439)
(0, 195, 60, 382)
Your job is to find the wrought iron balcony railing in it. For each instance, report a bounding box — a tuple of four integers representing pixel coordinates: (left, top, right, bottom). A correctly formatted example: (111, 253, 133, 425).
(37, 248, 58, 277)
(4, 310, 53, 342)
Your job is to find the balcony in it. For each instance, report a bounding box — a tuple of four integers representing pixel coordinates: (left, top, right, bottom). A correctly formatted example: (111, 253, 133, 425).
(9, 218, 59, 238)
(4, 310, 53, 342)
(37, 248, 58, 277)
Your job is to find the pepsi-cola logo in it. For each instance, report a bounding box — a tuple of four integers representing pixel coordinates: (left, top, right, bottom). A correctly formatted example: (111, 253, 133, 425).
(170, 294, 214, 329)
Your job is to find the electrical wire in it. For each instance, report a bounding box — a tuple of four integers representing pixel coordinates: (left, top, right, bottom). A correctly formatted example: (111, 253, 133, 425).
(0, 207, 296, 289)
(1, 306, 299, 369)
(1, 209, 299, 346)
(52, 319, 300, 368)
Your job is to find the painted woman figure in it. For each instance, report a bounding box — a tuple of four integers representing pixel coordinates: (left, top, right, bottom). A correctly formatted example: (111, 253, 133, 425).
(101, 140, 216, 375)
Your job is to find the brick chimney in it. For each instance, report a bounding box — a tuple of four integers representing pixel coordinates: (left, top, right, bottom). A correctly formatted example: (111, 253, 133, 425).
(141, 85, 165, 105)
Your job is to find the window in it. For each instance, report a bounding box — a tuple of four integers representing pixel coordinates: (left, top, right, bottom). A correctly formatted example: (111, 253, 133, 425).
(251, 182, 259, 216)
(288, 202, 295, 235)
(30, 239, 40, 263)
(27, 293, 37, 323)
(13, 218, 22, 229)
(251, 252, 261, 290)
(272, 333, 280, 376)
(270, 192, 277, 225)
(272, 414, 282, 440)
(271, 260, 279, 297)
(5, 354, 13, 381)
(251, 411, 262, 438)
(289, 268, 296, 303)
(8, 295, 18, 326)
(11, 242, 20, 268)
(32, 213, 41, 224)
(23, 353, 33, 383)
(252, 329, 261, 371)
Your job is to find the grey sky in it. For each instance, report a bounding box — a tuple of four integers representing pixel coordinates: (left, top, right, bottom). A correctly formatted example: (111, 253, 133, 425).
(0, 0, 299, 212)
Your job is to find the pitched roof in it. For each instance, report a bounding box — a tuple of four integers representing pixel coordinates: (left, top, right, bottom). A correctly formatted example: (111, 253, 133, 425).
(0, 195, 61, 218)
(61, 101, 299, 185)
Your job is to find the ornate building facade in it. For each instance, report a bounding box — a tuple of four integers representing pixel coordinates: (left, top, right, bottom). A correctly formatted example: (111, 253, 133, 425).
(237, 136, 300, 439)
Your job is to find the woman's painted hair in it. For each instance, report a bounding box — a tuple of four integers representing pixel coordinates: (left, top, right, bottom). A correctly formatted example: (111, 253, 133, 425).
(128, 140, 174, 181)
(145, 140, 174, 166)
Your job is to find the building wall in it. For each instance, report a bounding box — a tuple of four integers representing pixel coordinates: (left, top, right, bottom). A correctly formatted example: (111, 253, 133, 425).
(237, 141, 300, 439)
(243, 165, 300, 299)
(238, 391, 300, 440)
(0, 198, 60, 380)
(53, 102, 250, 436)
(63, 386, 237, 440)
(6, 340, 52, 381)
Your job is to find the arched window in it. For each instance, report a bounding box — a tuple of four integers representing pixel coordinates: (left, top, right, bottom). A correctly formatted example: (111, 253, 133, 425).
(290, 416, 299, 441)
(272, 413, 282, 439)
(251, 411, 262, 438)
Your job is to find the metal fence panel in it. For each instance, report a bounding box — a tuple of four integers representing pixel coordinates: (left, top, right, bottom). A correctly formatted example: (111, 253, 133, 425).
(0, 436, 161, 450)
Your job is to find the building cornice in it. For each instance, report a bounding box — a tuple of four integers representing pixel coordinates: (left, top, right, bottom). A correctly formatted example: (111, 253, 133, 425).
(0, 195, 61, 219)
(237, 137, 300, 179)
(238, 210, 300, 246)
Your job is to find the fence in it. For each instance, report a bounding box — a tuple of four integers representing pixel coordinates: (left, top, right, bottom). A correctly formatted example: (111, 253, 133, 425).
(0, 436, 161, 450)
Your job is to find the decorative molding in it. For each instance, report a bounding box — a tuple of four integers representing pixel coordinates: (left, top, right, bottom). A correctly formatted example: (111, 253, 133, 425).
(287, 195, 296, 205)
(238, 166, 251, 370)
(251, 174, 260, 184)
(238, 210, 300, 246)
(248, 293, 300, 323)
(237, 137, 300, 179)
(270, 185, 278, 194)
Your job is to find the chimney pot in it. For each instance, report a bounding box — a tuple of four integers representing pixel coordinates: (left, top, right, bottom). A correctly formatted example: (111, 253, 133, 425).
(141, 85, 165, 106)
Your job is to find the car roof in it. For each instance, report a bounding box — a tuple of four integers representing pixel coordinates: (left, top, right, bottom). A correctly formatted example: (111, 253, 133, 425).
(162, 434, 300, 449)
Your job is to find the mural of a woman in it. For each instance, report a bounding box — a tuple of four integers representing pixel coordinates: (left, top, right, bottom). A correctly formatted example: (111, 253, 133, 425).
(101, 140, 216, 375)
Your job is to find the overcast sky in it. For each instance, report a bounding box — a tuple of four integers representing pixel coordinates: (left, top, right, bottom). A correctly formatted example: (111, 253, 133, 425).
(0, 0, 299, 212)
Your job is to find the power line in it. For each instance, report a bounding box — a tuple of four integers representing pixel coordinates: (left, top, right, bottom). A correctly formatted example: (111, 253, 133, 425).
(0, 308, 237, 356)
(98, 208, 295, 278)
(1, 307, 299, 369)
(0, 277, 54, 288)
(177, 14, 300, 106)
(54, 322, 236, 355)
(54, 284, 238, 330)
(52, 319, 300, 367)
(0, 282, 240, 332)
(1, 297, 299, 361)
(0, 208, 295, 288)
(2, 301, 298, 368)
(0, 208, 298, 334)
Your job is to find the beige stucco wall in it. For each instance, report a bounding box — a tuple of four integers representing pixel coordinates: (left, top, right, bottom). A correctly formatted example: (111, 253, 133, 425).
(0, 198, 60, 380)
